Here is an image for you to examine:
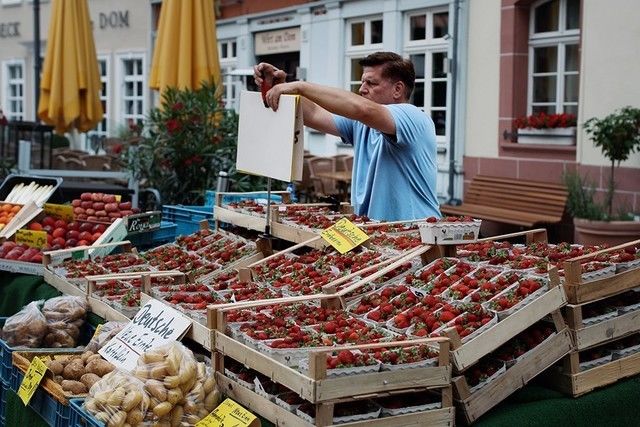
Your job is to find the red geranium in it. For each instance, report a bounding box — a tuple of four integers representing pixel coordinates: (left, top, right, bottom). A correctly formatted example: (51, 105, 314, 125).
(514, 112, 577, 129)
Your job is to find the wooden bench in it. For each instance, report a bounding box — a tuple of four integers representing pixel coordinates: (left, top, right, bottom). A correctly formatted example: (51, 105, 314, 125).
(440, 175, 568, 227)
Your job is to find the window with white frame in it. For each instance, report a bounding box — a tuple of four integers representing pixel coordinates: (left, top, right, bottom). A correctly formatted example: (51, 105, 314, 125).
(528, 0, 580, 115)
(89, 57, 109, 137)
(219, 39, 238, 110)
(2, 60, 25, 121)
(404, 9, 450, 139)
(120, 55, 145, 126)
(345, 16, 383, 94)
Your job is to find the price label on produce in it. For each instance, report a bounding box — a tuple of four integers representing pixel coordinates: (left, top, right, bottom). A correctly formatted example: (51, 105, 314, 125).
(320, 218, 369, 254)
(18, 356, 48, 405)
(196, 398, 259, 427)
(15, 229, 48, 248)
(44, 203, 74, 222)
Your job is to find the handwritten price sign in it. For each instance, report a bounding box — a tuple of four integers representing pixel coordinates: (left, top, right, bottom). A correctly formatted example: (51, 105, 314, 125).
(321, 218, 369, 254)
(15, 229, 48, 249)
(196, 399, 259, 427)
(18, 356, 48, 405)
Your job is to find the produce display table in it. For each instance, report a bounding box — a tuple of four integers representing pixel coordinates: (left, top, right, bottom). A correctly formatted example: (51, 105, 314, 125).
(2, 272, 640, 426)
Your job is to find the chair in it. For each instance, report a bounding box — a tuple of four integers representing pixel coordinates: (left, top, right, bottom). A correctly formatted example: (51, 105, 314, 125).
(294, 157, 316, 202)
(82, 154, 112, 171)
(341, 155, 354, 172)
(333, 154, 351, 172)
(307, 156, 338, 197)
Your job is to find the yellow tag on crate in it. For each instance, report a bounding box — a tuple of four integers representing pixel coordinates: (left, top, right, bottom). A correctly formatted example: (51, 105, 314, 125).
(18, 356, 48, 405)
(196, 398, 258, 427)
(320, 218, 369, 254)
(44, 203, 74, 222)
(92, 323, 104, 340)
(15, 229, 48, 249)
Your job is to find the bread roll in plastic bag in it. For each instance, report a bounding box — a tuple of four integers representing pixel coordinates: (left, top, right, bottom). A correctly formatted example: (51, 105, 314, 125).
(1, 300, 47, 347)
(42, 295, 88, 348)
(83, 370, 150, 427)
(85, 321, 127, 353)
(134, 342, 219, 426)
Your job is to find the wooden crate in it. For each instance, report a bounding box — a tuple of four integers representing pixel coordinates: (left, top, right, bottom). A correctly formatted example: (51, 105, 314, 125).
(213, 190, 290, 232)
(43, 241, 138, 296)
(565, 302, 640, 351)
(545, 348, 640, 397)
(561, 239, 640, 305)
(453, 327, 574, 424)
(210, 303, 453, 426)
(443, 271, 568, 371)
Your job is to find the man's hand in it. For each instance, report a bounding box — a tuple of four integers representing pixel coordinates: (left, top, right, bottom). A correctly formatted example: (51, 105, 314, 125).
(253, 63, 286, 88)
(264, 82, 301, 111)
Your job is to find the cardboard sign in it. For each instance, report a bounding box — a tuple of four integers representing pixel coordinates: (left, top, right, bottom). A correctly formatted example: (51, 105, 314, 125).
(99, 299, 192, 372)
(15, 229, 48, 248)
(90, 218, 128, 258)
(44, 203, 74, 222)
(321, 218, 369, 254)
(236, 90, 304, 182)
(196, 398, 259, 427)
(18, 356, 48, 405)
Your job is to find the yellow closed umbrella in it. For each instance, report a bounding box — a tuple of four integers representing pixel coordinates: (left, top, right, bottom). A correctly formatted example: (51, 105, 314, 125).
(38, 0, 103, 134)
(150, 0, 221, 92)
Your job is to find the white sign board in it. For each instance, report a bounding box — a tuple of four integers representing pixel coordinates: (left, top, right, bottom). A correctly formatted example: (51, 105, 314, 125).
(236, 90, 304, 182)
(254, 27, 301, 55)
(99, 299, 192, 372)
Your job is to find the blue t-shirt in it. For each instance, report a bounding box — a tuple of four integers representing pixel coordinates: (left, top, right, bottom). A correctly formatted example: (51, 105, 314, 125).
(333, 104, 441, 221)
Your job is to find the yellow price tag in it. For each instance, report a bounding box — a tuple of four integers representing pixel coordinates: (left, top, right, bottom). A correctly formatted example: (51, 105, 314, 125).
(92, 323, 104, 340)
(18, 356, 48, 405)
(15, 229, 48, 249)
(196, 398, 258, 427)
(115, 194, 122, 203)
(320, 218, 369, 254)
(44, 203, 74, 222)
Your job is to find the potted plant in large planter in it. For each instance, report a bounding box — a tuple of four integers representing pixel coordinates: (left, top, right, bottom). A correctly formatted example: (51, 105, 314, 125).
(515, 112, 577, 145)
(567, 106, 640, 245)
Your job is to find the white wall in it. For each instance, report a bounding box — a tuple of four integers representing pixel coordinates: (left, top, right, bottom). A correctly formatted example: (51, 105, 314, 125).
(463, 0, 501, 158)
(578, 0, 640, 168)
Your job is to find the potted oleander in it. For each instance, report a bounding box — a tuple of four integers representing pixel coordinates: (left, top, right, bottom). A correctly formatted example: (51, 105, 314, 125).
(566, 106, 640, 245)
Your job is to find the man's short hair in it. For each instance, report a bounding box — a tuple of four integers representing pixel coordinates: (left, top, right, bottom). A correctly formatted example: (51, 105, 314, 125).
(359, 52, 415, 100)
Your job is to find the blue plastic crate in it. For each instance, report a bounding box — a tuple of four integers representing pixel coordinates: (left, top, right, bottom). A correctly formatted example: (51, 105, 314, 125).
(161, 205, 215, 236)
(128, 221, 177, 249)
(69, 398, 103, 427)
(0, 317, 95, 385)
(11, 368, 71, 427)
(205, 190, 286, 207)
(0, 378, 7, 427)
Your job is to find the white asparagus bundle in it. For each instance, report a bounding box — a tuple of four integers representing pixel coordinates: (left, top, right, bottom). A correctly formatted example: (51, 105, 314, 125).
(3, 182, 54, 206)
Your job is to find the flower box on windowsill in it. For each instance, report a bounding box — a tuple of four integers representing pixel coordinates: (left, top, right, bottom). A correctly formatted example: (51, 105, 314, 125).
(517, 127, 576, 145)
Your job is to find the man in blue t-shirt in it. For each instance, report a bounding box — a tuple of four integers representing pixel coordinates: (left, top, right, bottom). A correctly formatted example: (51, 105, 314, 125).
(254, 52, 441, 221)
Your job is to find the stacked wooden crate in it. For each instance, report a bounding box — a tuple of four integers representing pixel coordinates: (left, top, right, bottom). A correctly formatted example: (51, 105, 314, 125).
(546, 239, 640, 396)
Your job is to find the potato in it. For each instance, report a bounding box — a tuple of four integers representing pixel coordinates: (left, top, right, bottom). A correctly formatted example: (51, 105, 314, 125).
(61, 380, 88, 394)
(80, 373, 101, 391)
(94, 412, 110, 423)
(204, 389, 221, 412)
(85, 398, 99, 413)
(87, 353, 103, 363)
(47, 360, 64, 376)
(183, 400, 198, 415)
(150, 364, 167, 379)
(94, 389, 111, 404)
(163, 375, 180, 389)
(122, 390, 143, 412)
(107, 387, 125, 407)
(134, 367, 150, 379)
(153, 401, 173, 418)
(170, 405, 184, 427)
(126, 408, 144, 425)
(179, 361, 196, 385)
(62, 361, 85, 381)
(203, 377, 215, 394)
(107, 410, 126, 427)
(166, 388, 183, 405)
(146, 379, 168, 401)
(86, 359, 114, 377)
(142, 351, 165, 364)
(81, 351, 94, 363)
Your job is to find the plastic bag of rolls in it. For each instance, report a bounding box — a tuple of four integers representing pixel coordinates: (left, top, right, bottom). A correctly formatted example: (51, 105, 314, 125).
(42, 295, 88, 348)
